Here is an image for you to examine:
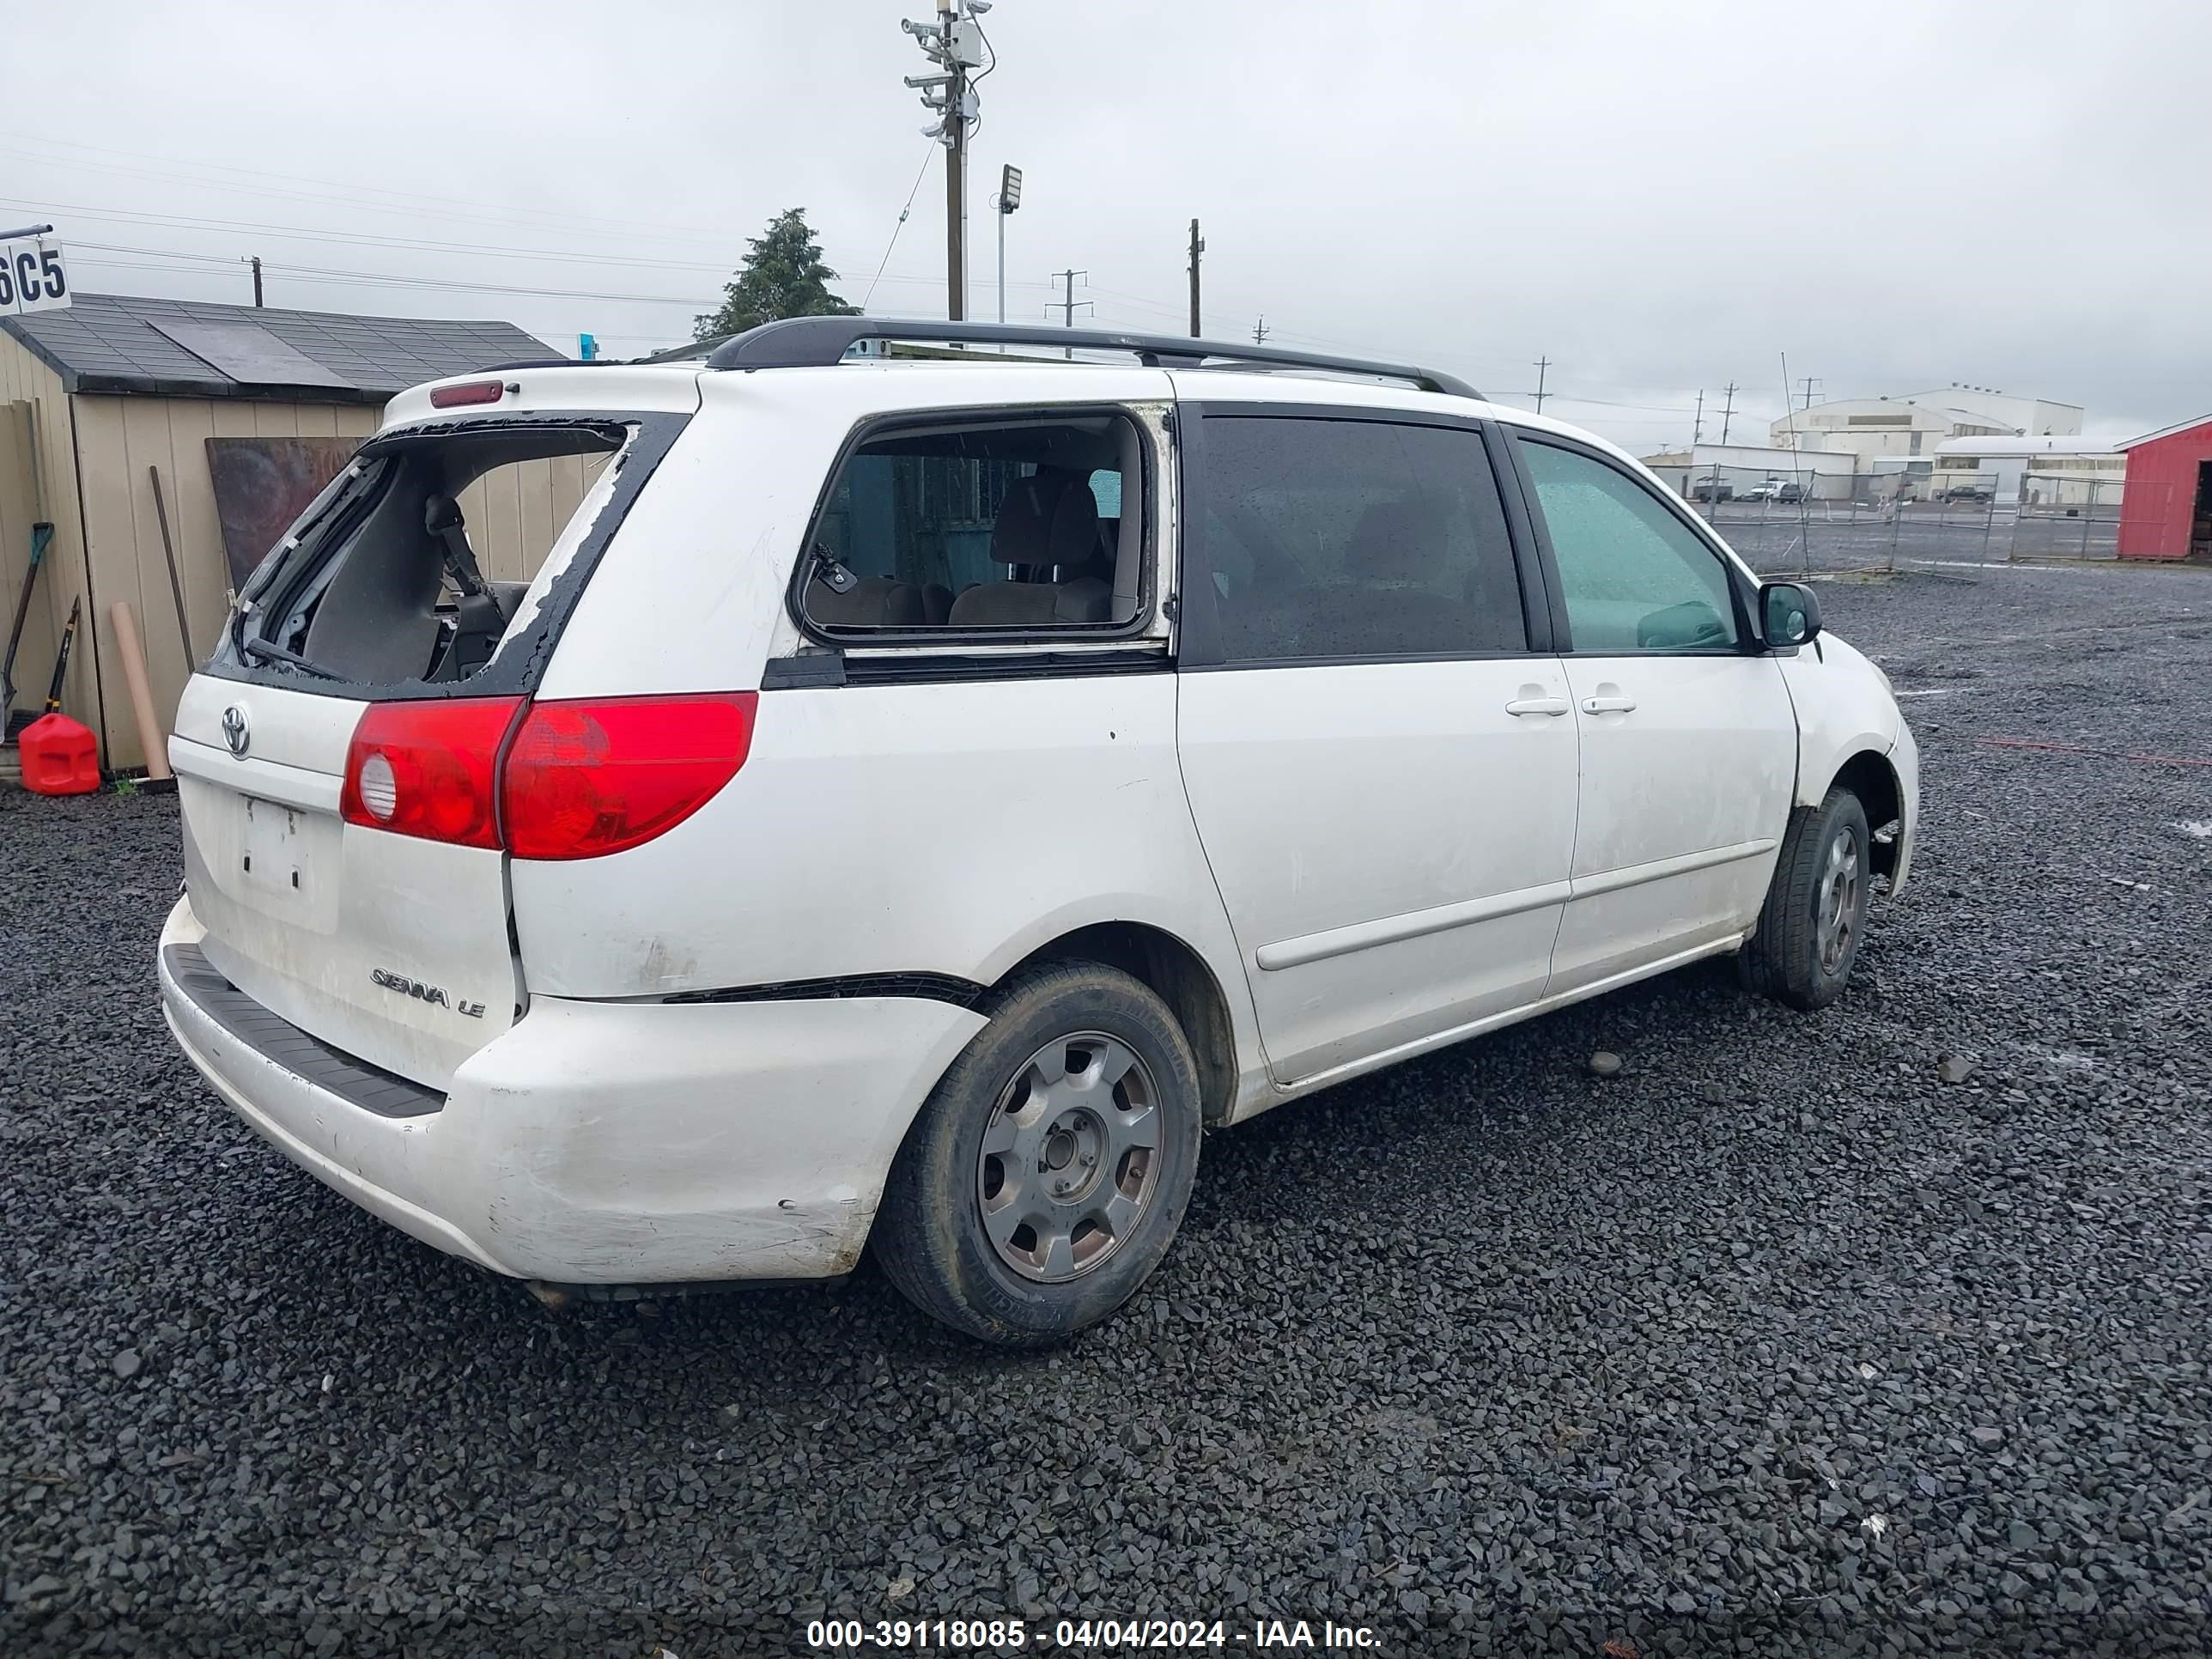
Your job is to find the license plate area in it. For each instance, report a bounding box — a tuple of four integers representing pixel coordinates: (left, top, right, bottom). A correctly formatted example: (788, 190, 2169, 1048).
(241, 795, 303, 895)
(218, 792, 340, 929)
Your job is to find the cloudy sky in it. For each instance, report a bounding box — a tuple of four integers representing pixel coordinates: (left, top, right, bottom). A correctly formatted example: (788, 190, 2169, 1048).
(5, 0, 2203, 448)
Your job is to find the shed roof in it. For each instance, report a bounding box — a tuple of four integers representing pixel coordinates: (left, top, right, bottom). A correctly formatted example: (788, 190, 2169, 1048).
(2119, 414, 2212, 450)
(0, 291, 552, 404)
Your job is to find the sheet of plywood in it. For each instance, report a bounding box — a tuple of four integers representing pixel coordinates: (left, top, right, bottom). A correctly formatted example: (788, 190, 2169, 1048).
(204, 434, 362, 589)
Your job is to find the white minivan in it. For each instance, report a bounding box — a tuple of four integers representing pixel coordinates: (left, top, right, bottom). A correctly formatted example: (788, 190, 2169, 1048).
(157, 318, 1917, 1346)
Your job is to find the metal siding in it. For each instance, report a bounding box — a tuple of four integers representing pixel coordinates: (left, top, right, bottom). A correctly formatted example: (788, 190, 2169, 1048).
(2118, 421, 2212, 560)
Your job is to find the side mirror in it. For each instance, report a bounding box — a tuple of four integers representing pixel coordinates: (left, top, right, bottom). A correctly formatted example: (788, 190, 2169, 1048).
(1760, 580, 1822, 647)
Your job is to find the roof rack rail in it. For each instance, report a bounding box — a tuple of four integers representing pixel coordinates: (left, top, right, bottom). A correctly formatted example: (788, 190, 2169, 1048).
(699, 316, 1480, 400)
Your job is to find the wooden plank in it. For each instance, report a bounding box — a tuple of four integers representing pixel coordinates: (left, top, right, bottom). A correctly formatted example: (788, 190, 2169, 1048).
(295, 404, 339, 438)
(251, 401, 298, 438)
(210, 401, 259, 438)
(117, 397, 194, 740)
(71, 396, 148, 764)
(158, 399, 228, 669)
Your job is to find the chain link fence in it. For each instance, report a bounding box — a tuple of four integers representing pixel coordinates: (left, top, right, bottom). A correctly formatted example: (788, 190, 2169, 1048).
(1648, 459, 2124, 575)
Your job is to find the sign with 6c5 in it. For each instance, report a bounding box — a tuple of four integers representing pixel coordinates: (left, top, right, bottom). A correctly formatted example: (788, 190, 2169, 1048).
(0, 238, 70, 315)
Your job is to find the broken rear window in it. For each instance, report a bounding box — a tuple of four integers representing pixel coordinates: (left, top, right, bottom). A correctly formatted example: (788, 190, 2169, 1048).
(229, 422, 628, 690)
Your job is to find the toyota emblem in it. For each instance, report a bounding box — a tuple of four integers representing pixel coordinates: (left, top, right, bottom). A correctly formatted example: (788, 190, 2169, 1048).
(221, 705, 250, 758)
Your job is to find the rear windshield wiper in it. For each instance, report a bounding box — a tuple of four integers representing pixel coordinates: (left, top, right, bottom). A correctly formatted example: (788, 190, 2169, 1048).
(238, 634, 341, 680)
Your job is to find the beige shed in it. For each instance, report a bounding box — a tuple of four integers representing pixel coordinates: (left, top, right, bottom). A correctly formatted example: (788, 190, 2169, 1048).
(0, 292, 596, 772)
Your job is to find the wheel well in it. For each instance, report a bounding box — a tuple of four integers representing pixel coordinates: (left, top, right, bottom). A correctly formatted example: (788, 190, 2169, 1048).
(1831, 750, 1902, 880)
(1000, 923, 1239, 1126)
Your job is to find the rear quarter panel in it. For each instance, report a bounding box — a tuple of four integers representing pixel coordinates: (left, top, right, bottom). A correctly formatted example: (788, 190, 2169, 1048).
(508, 672, 1249, 1014)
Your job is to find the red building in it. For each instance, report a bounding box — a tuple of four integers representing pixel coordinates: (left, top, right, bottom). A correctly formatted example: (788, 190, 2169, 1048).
(2118, 416, 2212, 561)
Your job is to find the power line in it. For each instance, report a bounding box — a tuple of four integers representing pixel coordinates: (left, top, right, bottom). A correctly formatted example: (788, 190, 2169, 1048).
(9, 137, 750, 251)
(71, 248, 714, 307)
(1530, 356, 1551, 414)
(860, 145, 939, 313)
(6, 196, 741, 273)
(1718, 381, 1738, 444)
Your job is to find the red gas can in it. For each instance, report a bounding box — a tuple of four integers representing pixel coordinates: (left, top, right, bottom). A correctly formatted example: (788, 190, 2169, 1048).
(16, 712, 102, 796)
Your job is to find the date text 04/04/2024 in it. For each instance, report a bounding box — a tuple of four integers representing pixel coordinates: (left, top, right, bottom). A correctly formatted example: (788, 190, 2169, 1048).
(801, 1618, 1385, 1650)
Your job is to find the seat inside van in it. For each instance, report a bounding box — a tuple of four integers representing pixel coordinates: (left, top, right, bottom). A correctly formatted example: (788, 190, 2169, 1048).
(802, 414, 1145, 633)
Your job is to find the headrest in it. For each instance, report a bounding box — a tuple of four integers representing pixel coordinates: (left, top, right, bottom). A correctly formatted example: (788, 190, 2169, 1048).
(991, 470, 1099, 572)
(1346, 498, 1432, 584)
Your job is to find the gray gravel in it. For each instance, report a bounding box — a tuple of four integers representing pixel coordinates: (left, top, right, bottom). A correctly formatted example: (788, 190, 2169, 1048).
(4, 562, 2210, 1656)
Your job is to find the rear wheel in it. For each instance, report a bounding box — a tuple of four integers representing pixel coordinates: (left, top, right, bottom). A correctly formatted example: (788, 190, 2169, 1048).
(874, 961, 1202, 1346)
(1739, 787, 1871, 1012)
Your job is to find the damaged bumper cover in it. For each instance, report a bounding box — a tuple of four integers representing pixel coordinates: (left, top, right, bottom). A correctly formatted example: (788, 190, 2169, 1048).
(159, 897, 986, 1283)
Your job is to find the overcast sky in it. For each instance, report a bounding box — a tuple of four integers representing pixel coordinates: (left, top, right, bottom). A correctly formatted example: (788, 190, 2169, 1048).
(5, 0, 2204, 448)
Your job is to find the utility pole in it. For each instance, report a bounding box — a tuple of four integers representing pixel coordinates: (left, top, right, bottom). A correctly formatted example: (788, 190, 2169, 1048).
(1692, 388, 1705, 447)
(1718, 380, 1738, 445)
(1530, 357, 1551, 414)
(250, 255, 263, 307)
(904, 1, 986, 321)
(1798, 376, 1821, 411)
(1053, 269, 1091, 358)
(1187, 219, 1204, 337)
(1252, 316, 1269, 345)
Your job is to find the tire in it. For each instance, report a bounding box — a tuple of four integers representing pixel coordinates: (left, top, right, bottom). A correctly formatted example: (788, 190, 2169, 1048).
(1739, 787, 1872, 1012)
(873, 960, 1203, 1346)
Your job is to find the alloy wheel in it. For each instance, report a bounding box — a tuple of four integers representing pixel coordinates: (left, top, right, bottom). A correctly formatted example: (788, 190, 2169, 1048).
(1816, 824, 1862, 975)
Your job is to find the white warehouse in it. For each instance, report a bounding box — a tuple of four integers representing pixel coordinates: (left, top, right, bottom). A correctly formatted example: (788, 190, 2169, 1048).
(1772, 385, 2085, 467)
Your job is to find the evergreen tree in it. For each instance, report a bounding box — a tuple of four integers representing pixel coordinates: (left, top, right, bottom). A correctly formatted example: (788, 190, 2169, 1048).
(693, 208, 857, 341)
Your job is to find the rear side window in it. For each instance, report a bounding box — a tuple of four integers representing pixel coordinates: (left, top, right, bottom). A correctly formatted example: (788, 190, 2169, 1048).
(1194, 416, 1526, 662)
(801, 415, 1146, 634)
(1516, 438, 1741, 653)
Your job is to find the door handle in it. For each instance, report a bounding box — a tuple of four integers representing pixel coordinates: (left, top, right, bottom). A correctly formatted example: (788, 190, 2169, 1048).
(1580, 694, 1638, 714)
(1504, 696, 1570, 717)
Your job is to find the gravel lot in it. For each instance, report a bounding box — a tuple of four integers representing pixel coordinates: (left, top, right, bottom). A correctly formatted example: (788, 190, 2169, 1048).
(4, 562, 2209, 1657)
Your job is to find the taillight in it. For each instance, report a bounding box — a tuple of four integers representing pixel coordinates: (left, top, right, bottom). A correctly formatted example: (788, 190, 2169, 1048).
(340, 697, 524, 849)
(501, 694, 756, 860)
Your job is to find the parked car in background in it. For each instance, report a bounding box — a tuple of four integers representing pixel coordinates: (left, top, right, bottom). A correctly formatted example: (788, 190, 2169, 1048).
(1941, 483, 1995, 503)
(155, 317, 1918, 1347)
(1741, 478, 1808, 505)
(1689, 476, 1734, 502)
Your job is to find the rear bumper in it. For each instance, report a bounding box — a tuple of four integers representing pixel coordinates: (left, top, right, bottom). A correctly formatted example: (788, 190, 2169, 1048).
(159, 897, 987, 1283)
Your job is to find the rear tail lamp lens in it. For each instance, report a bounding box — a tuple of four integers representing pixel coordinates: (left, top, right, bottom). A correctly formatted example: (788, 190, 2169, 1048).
(501, 693, 757, 860)
(339, 697, 524, 849)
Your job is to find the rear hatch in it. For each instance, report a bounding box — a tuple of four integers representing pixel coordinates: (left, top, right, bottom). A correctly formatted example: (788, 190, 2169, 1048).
(171, 380, 694, 1090)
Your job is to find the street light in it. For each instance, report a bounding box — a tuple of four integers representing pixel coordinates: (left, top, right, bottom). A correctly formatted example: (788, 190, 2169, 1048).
(994, 164, 1022, 325)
